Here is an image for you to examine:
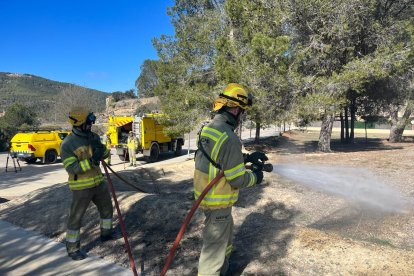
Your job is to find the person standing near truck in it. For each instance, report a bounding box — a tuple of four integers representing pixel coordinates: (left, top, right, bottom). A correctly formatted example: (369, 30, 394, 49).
(127, 131, 137, 167)
(104, 133, 112, 165)
(60, 107, 114, 260)
(194, 83, 268, 275)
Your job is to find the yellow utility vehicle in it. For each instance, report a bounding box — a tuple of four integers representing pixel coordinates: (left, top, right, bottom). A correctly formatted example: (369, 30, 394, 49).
(107, 114, 184, 162)
(10, 130, 69, 164)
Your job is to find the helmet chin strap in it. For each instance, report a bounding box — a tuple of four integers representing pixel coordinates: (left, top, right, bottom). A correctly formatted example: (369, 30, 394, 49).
(221, 107, 243, 128)
(77, 123, 92, 133)
(234, 110, 243, 127)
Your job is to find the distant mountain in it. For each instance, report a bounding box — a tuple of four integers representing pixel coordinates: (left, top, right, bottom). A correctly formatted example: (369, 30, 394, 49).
(0, 72, 108, 121)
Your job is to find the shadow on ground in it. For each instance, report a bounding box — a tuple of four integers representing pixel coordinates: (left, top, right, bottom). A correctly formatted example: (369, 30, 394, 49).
(330, 138, 403, 152)
(228, 202, 297, 275)
(245, 132, 403, 155)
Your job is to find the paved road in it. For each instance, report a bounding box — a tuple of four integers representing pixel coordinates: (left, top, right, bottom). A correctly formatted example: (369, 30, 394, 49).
(0, 153, 69, 198)
(0, 150, 149, 199)
(0, 220, 131, 276)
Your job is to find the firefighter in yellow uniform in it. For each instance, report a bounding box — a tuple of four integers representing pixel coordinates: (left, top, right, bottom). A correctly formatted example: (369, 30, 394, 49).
(104, 133, 112, 165)
(194, 83, 268, 275)
(127, 131, 137, 167)
(61, 107, 113, 260)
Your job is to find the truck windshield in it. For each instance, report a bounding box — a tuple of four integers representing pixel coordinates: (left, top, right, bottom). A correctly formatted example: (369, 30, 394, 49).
(58, 133, 69, 140)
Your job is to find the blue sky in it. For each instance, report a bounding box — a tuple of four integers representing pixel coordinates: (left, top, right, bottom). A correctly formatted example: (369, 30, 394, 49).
(0, 0, 174, 93)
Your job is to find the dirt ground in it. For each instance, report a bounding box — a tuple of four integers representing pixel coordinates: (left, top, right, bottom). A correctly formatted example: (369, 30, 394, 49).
(1, 130, 414, 275)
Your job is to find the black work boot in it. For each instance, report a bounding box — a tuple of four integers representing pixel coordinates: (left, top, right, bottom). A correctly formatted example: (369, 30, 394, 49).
(100, 229, 122, 242)
(68, 250, 87, 261)
(100, 234, 113, 242)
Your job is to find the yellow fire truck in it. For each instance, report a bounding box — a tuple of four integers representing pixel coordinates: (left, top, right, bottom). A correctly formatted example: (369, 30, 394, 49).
(107, 114, 184, 162)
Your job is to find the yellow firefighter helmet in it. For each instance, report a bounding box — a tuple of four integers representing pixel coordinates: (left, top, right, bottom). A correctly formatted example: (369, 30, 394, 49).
(68, 107, 96, 126)
(213, 83, 253, 111)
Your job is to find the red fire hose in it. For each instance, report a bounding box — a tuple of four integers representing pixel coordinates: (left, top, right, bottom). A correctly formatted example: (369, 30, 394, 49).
(101, 160, 222, 276)
(160, 171, 225, 276)
(104, 162, 149, 193)
(102, 156, 270, 275)
(160, 163, 273, 275)
(102, 160, 139, 276)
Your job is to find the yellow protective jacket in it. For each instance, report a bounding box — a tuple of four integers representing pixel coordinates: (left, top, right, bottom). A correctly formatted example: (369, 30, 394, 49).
(104, 136, 111, 149)
(127, 136, 137, 150)
(194, 111, 257, 209)
(60, 128, 110, 190)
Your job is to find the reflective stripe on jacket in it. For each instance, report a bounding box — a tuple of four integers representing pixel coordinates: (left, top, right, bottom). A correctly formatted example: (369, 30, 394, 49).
(60, 128, 108, 190)
(194, 112, 257, 209)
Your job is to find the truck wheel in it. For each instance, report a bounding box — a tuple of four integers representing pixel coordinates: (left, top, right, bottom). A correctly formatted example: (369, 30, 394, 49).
(117, 150, 129, 161)
(145, 143, 159, 162)
(25, 157, 37, 164)
(45, 150, 58, 164)
(174, 142, 182, 156)
(119, 153, 129, 161)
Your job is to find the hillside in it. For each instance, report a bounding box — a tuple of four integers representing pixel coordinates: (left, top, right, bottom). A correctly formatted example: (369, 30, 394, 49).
(93, 97, 160, 133)
(0, 72, 108, 121)
(105, 97, 160, 116)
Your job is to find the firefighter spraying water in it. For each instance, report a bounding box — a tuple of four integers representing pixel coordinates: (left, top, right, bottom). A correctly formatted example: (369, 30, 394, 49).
(161, 83, 274, 276)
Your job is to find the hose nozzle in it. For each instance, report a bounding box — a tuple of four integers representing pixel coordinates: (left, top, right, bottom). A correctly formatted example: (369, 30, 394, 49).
(246, 163, 273, 172)
(262, 163, 273, 172)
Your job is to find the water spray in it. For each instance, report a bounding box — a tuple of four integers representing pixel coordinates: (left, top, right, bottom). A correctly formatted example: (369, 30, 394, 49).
(273, 164, 410, 213)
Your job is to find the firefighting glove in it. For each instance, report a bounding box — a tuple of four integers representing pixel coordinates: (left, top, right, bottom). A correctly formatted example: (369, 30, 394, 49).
(252, 169, 264, 185)
(90, 135, 103, 150)
(244, 151, 268, 164)
(89, 135, 105, 165)
(91, 146, 105, 165)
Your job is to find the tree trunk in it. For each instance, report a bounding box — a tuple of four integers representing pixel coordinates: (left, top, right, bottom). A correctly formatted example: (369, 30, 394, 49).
(344, 106, 349, 143)
(255, 122, 261, 143)
(340, 112, 344, 143)
(350, 97, 356, 143)
(389, 103, 413, 142)
(318, 112, 335, 152)
(389, 120, 405, 143)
